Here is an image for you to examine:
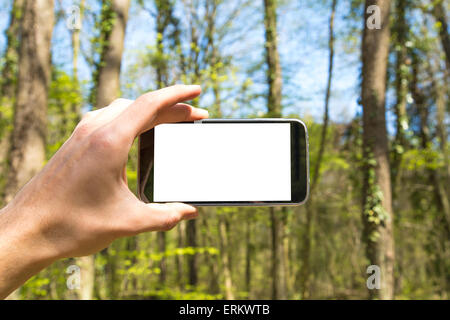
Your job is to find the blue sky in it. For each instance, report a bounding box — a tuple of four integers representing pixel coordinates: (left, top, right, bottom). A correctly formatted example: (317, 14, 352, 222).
(0, 0, 363, 124)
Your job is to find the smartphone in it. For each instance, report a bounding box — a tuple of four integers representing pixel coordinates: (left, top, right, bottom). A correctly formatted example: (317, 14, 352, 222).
(138, 119, 309, 206)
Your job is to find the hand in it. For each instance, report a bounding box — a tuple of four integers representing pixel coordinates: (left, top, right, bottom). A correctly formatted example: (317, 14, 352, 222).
(0, 85, 208, 298)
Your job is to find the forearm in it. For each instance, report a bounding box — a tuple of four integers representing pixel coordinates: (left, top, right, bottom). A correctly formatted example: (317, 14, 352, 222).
(0, 204, 56, 299)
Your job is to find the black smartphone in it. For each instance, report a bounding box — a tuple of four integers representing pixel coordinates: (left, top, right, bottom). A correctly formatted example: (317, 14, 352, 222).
(138, 119, 309, 206)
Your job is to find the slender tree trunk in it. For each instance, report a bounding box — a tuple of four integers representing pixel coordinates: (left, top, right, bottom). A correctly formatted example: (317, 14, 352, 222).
(3, 0, 54, 203)
(186, 219, 198, 287)
(201, 213, 220, 294)
(218, 215, 234, 299)
(153, 0, 175, 286)
(411, 53, 450, 238)
(175, 222, 185, 288)
(245, 213, 252, 297)
(94, 0, 130, 109)
(361, 0, 395, 300)
(431, 0, 450, 70)
(411, 54, 450, 295)
(263, 0, 287, 300)
(391, 0, 409, 186)
(3, 0, 54, 300)
(300, 0, 337, 298)
(0, 0, 25, 202)
(92, 0, 130, 300)
(0, 0, 24, 99)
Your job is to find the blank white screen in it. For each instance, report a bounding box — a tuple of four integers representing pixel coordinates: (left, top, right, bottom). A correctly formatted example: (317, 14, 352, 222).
(153, 123, 291, 202)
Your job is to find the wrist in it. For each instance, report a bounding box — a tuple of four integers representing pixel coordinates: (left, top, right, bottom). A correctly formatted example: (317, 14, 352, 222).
(0, 202, 58, 299)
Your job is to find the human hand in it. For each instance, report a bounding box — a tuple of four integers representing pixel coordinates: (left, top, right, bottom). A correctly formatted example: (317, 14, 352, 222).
(0, 85, 207, 298)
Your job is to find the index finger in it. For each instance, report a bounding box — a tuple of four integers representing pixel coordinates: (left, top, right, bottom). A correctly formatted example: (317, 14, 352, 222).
(112, 84, 202, 137)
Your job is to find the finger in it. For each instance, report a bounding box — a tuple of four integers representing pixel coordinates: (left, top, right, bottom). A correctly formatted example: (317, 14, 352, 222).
(112, 84, 202, 137)
(129, 202, 198, 233)
(154, 103, 208, 125)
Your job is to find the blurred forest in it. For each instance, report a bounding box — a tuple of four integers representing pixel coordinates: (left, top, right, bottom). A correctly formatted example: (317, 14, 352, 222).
(0, 0, 449, 300)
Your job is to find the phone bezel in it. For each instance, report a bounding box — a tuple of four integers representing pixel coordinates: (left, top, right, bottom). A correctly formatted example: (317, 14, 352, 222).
(138, 118, 309, 206)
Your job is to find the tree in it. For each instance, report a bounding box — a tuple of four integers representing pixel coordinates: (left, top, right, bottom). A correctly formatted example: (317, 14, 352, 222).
(391, 0, 410, 186)
(0, 0, 24, 100)
(263, 0, 287, 300)
(2, 0, 54, 299)
(431, 0, 450, 70)
(360, 0, 395, 299)
(3, 0, 54, 204)
(300, 0, 337, 298)
(0, 0, 25, 198)
(88, 0, 130, 300)
(92, 0, 130, 109)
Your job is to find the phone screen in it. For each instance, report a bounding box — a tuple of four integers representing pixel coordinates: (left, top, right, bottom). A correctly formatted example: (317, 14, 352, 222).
(138, 119, 309, 205)
(153, 123, 291, 202)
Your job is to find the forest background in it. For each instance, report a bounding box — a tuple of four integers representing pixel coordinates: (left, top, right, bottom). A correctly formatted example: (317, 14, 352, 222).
(0, 0, 448, 300)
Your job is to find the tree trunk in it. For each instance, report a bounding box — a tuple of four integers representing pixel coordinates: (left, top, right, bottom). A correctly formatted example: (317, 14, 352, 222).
(432, 0, 450, 70)
(94, 0, 130, 109)
(411, 53, 450, 295)
(3, 0, 54, 300)
(3, 0, 54, 203)
(245, 213, 252, 297)
(218, 215, 234, 299)
(391, 0, 409, 186)
(0, 0, 24, 99)
(0, 0, 25, 203)
(186, 219, 198, 287)
(153, 0, 176, 286)
(361, 0, 395, 300)
(263, 0, 287, 300)
(201, 213, 220, 294)
(300, 0, 337, 298)
(92, 0, 130, 300)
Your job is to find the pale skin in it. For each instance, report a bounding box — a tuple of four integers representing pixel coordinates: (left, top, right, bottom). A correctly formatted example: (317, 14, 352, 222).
(0, 85, 208, 299)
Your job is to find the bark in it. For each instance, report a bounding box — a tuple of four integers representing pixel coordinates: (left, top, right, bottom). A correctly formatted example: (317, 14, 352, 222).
(218, 215, 234, 299)
(361, 0, 395, 300)
(432, 0, 450, 70)
(3, 0, 54, 204)
(300, 0, 337, 298)
(186, 219, 198, 287)
(411, 53, 450, 239)
(157, 232, 167, 285)
(263, 0, 282, 117)
(0, 0, 25, 202)
(270, 208, 287, 299)
(0, 0, 24, 99)
(391, 0, 409, 185)
(411, 54, 450, 294)
(201, 213, 220, 294)
(175, 222, 185, 287)
(263, 0, 287, 300)
(94, 0, 130, 109)
(245, 214, 252, 296)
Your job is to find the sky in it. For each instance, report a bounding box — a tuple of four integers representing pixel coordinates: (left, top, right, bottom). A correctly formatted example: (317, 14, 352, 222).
(0, 0, 363, 124)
